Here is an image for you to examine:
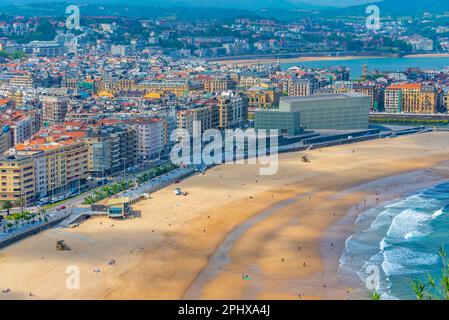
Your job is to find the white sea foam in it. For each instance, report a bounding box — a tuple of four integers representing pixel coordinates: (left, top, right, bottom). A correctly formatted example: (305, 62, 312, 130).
(386, 209, 432, 240)
(432, 207, 444, 219)
(381, 247, 439, 276)
(339, 182, 449, 299)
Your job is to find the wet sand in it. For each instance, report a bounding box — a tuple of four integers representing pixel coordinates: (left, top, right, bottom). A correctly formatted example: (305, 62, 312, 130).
(1, 132, 449, 299)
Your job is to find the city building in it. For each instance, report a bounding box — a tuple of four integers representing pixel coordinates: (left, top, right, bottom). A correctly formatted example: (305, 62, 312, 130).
(255, 93, 370, 133)
(0, 154, 35, 205)
(83, 125, 137, 177)
(127, 118, 165, 162)
(245, 84, 280, 111)
(14, 136, 88, 199)
(199, 76, 236, 93)
(216, 91, 248, 130)
(29, 41, 65, 57)
(42, 95, 69, 125)
(176, 103, 218, 137)
(138, 79, 198, 97)
(286, 79, 319, 96)
(9, 75, 35, 88)
(385, 83, 439, 114)
(0, 110, 35, 146)
(0, 126, 11, 154)
(254, 110, 302, 136)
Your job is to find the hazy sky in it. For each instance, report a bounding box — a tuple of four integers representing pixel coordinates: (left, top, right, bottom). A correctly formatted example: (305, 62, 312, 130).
(299, 0, 376, 6)
(300, 0, 380, 7)
(2, 0, 379, 8)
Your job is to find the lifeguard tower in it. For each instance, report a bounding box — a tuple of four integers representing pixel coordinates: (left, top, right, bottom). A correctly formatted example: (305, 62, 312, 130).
(106, 197, 130, 219)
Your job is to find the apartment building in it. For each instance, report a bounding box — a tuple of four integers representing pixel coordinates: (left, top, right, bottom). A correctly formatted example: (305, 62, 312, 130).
(239, 76, 266, 90)
(199, 76, 236, 93)
(352, 84, 384, 111)
(14, 136, 88, 198)
(0, 154, 35, 205)
(0, 127, 11, 154)
(0, 110, 34, 146)
(127, 118, 165, 162)
(176, 103, 218, 137)
(9, 75, 35, 88)
(216, 91, 248, 130)
(98, 78, 135, 94)
(443, 88, 449, 112)
(285, 79, 319, 96)
(42, 95, 69, 124)
(138, 79, 198, 97)
(385, 83, 439, 114)
(84, 133, 113, 177)
(83, 125, 137, 177)
(385, 85, 403, 113)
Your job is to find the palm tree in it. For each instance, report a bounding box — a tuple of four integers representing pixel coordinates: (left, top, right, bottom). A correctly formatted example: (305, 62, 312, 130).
(14, 196, 25, 214)
(1, 200, 13, 216)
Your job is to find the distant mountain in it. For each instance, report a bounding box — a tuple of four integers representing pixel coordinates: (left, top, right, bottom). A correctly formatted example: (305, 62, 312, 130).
(1, 0, 444, 20)
(0, 0, 326, 21)
(335, 0, 449, 17)
(0, 0, 326, 10)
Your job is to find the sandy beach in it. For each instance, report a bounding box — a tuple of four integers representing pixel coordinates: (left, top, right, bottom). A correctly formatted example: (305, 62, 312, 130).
(215, 55, 387, 65)
(403, 53, 449, 58)
(2, 132, 449, 300)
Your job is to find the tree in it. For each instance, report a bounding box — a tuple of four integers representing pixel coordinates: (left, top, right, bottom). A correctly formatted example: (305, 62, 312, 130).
(2, 200, 13, 216)
(410, 246, 449, 300)
(14, 196, 25, 214)
(369, 291, 382, 300)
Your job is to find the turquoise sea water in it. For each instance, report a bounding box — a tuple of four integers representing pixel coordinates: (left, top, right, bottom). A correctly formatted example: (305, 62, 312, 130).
(340, 182, 449, 300)
(281, 57, 449, 79)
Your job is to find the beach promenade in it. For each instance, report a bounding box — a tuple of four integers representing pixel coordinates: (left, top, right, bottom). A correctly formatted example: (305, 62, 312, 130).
(1, 132, 449, 299)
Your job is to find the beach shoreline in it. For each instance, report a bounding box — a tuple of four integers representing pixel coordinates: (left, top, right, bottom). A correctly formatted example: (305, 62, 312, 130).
(2, 132, 449, 300)
(321, 167, 449, 300)
(403, 53, 449, 58)
(213, 55, 389, 65)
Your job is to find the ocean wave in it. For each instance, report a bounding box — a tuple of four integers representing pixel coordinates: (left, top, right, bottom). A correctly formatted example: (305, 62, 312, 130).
(381, 247, 439, 276)
(339, 181, 449, 299)
(386, 209, 432, 240)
